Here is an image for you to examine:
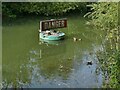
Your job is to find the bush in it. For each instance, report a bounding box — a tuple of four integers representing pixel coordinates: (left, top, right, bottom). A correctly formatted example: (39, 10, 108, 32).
(2, 2, 87, 18)
(85, 2, 120, 88)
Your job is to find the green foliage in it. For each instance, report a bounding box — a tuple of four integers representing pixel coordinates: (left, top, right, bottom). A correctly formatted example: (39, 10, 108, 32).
(84, 3, 118, 30)
(2, 2, 87, 18)
(2, 2, 23, 18)
(85, 2, 120, 88)
(0, 2, 2, 14)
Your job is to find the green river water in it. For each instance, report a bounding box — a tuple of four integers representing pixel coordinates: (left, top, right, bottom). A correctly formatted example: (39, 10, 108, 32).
(2, 14, 104, 88)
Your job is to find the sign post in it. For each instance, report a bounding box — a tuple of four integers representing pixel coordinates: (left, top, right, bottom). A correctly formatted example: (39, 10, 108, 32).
(39, 18, 67, 41)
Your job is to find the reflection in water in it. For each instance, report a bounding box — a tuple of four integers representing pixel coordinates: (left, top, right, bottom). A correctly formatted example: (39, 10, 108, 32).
(3, 41, 103, 88)
(2, 15, 104, 88)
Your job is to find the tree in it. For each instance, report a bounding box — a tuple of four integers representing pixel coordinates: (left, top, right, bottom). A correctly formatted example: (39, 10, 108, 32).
(2, 2, 87, 18)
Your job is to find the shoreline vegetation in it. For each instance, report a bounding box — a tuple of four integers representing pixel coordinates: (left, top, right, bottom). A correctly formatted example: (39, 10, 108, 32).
(85, 2, 120, 88)
(2, 2, 120, 88)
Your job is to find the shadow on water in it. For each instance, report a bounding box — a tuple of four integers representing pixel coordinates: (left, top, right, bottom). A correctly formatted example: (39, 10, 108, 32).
(2, 14, 104, 88)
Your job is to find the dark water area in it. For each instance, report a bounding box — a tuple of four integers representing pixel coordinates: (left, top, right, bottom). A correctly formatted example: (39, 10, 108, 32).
(2, 14, 104, 88)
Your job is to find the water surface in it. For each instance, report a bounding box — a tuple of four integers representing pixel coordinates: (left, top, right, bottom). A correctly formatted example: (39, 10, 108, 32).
(2, 15, 103, 88)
